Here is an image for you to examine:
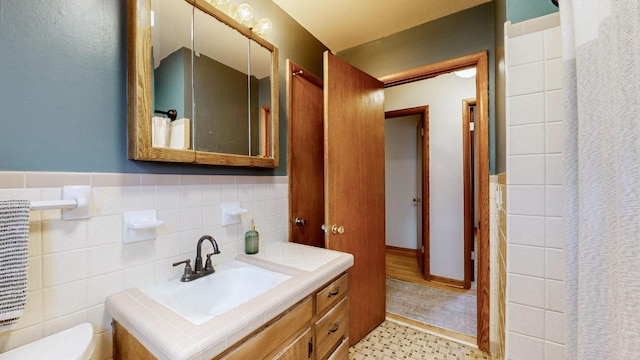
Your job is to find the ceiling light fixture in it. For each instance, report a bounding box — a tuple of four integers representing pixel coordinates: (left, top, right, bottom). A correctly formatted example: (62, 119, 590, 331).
(235, 3, 254, 23)
(454, 68, 477, 79)
(254, 18, 273, 36)
(208, 1, 272, 38)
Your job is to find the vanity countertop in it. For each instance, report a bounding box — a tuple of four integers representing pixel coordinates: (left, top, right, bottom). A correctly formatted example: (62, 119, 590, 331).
(105, 242, 354, 360)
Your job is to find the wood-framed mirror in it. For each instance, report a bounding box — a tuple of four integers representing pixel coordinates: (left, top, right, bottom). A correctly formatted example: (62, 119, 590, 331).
(127, 0, 279, 167)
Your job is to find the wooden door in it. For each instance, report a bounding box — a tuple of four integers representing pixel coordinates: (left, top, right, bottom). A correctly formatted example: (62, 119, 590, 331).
(323, 52, 386, 345)
(287, 60, 325, 248)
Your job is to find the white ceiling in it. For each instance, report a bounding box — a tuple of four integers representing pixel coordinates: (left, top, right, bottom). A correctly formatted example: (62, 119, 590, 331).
(272, 0, 491, 52)
(153, 0, 271, 78)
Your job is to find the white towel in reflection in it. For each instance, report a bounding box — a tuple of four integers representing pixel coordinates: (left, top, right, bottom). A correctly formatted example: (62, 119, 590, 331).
(0, 200, 30, 332)
(152, 116, 170, 148)
(169, 118, 191, 150)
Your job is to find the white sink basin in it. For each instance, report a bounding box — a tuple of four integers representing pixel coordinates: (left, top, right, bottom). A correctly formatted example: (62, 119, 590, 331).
(142, 260, 292, 325)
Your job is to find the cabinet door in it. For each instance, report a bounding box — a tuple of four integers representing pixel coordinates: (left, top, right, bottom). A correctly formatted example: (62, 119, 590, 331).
(273, 327, 313, 360)
(220, 298, 312, 360)
(323, 51, 386, 345)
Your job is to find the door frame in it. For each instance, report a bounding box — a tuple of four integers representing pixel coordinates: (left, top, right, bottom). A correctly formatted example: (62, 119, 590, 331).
(379, 51, 490, 353)
(384, 107, 429, 278)
(463, 98, 477, 290)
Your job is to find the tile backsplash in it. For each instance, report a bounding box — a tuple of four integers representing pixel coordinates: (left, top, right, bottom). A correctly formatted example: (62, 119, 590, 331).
(0, 171, 288, 360)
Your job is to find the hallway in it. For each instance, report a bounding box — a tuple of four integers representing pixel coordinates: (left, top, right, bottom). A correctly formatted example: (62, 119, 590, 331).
(385, 249, 477, 344)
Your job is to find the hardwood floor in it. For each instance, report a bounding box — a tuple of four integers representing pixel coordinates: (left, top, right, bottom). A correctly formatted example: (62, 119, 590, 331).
(385, 249, 477, 296)
(385, 248, 478, 345)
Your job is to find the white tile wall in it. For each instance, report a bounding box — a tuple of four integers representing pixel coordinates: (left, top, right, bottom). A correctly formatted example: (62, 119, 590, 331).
(505, 12, 565, 360)
(507, 215, 545, 247)
(0, 172, 289, 360)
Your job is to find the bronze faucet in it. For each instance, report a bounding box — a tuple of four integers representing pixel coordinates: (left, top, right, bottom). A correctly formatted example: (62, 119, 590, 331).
(172, 235, 221, 282)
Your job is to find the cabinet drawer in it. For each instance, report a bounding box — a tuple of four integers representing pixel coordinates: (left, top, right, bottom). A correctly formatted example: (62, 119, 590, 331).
(326, 337, 349, 360)
(220, 297, 313, 360)
(316, 273, 348, 315)
(315, 297, 349, 360)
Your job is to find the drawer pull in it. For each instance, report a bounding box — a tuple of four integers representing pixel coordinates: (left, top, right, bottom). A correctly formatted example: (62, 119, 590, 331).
(327, 321, 340, 334)
(328, 286, 341, 298)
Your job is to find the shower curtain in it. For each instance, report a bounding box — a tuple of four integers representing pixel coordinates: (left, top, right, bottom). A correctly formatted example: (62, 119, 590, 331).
(562, 1, 640, 359)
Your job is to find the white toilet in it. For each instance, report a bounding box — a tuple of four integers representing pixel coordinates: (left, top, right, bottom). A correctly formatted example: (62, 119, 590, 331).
(0, 323, 95, 360)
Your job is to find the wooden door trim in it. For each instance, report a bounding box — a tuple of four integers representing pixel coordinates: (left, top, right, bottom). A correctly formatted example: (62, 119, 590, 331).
(385, 245, 418, 257)
(379, 52, 485, 88)
(379, 51, 490, 353)
(462, 98, 476, 290)
(384, 106, 430, 281)
(288, 61, 323, 88)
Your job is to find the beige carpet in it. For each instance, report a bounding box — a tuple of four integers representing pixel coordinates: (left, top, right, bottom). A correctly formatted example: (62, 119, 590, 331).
(386, 278, 476, 336)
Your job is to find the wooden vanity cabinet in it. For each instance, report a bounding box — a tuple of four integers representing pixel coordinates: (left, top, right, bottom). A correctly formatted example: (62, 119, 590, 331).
(113, 272, 349, 360)
(220, 272, 349, 360)
(314, 273, 349, 360)
(271, 327, 313, 359)
(327, 338, 350, 360)
(219, 297, 313, 360)
(223, 272, 349, 360)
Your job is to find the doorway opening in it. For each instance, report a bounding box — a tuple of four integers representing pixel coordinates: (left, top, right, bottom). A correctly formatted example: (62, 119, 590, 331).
(287, 55, 387, 345)
(286, 52, 490, 352)
(380, 51, 490, 352)
(384, 106, 429, 274)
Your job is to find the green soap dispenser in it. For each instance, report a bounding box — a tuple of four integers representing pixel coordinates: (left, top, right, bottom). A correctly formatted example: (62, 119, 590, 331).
(245, 219, 259, 254)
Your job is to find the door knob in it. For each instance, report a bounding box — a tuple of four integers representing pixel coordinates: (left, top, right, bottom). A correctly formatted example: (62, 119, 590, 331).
(413, 198, 422, 202)
(294, 217, 307, 226)
(321, 224, 344, 234)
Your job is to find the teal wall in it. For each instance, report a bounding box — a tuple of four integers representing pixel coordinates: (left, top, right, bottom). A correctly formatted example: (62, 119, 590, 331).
(0, 0, 327, 175)
(0, 0, 555, 176)
(191, 50, 257, 155)
(338, 3, 497, 174)
(154, 47, 190, 121)
(495, 0, 507, 173)
(508, 0, 558, 24)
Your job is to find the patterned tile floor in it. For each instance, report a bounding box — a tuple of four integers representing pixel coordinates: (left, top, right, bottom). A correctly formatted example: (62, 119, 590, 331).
(349, 320, 492, 359)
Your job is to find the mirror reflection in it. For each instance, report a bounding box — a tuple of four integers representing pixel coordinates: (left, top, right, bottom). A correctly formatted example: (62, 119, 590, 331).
(151, 0, 193, 150)
(192, 5, 251, 155)
(134, 0, 278, 166)
(250, 38, 273, 157)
